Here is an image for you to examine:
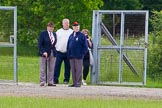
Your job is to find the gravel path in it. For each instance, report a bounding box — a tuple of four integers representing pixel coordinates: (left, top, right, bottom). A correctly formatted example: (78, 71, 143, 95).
(0, 82, 162, 99)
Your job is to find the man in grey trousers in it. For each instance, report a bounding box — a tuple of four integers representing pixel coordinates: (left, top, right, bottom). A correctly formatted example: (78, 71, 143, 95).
(38, 21, 57, 86)
(67, 21, 88, 87)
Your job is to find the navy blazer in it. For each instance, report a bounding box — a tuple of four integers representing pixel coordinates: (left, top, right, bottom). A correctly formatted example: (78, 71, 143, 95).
(38, 30, 57, 57)
(67, 31, 88, 59)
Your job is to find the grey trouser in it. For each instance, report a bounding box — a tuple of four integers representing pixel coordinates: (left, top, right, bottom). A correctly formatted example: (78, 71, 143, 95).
(70, 58, 83, 85)
(40, 51, 55, 84)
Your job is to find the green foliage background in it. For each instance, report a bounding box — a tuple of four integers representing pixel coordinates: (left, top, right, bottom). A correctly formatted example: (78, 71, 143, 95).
(148, 11, 162, 80)
(0, 0, 103, 46)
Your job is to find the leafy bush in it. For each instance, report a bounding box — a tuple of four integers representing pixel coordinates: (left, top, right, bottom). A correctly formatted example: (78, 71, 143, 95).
(148, 32, 162, 80)
(18, 29, 39, 47)
(148, 11, 162, 80)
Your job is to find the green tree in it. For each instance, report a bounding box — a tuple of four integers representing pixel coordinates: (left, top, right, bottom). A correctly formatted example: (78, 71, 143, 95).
(0, 0, 103, 46)
(101, 0, 143, 10)
(142, 0, 162, 12)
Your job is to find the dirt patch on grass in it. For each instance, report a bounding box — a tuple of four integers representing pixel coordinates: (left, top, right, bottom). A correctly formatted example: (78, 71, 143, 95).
(0, 82, 162, 99)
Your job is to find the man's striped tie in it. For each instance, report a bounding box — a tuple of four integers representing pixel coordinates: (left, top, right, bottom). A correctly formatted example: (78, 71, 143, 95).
(50, 32, 54, 45)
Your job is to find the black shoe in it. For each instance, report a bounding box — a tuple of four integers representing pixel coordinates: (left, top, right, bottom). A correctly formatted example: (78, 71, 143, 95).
(75, 84, 81, 87)
(48, 83, 56, 86)
(68, 84, 75, 87)
(53, 81, 58, 84)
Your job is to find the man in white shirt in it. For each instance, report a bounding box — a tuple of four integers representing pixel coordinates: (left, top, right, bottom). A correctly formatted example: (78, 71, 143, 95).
(54, 18, 73, 84)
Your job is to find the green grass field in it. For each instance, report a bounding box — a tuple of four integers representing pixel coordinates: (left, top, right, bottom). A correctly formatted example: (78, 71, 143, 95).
(0, 45, 162, 87)
(0, 96, 162, 108)
(0, 55, 162, 87)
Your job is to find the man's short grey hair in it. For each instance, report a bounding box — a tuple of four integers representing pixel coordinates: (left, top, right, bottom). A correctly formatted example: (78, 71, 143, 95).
(62, 18, 70, 23)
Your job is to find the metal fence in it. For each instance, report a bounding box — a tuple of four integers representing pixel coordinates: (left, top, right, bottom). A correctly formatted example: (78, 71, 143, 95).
(91, 10, 149, 85)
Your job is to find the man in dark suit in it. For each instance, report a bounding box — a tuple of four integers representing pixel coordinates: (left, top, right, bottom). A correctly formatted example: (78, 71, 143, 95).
(38, 21, 57, 86)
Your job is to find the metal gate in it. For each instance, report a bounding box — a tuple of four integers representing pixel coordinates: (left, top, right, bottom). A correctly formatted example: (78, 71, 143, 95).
(0, 6, 17, 83)
(91, 10, 149, 85)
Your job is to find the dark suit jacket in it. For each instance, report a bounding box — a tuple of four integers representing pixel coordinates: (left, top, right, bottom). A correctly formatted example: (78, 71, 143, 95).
(38, 30, 57, 57)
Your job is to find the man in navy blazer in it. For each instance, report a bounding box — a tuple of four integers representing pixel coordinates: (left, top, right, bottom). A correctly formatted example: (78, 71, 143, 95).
(38, 21, 57, 86)
(67, 21, 88, 87)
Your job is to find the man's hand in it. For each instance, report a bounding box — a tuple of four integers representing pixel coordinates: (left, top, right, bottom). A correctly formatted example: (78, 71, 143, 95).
(43, 52, 48, 58)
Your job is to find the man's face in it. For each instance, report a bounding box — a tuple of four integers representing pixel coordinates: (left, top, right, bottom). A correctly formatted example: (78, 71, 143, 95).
(73, 25, 80, 32)
(47, 26, 54, 32)
(62, 21, 70, 30)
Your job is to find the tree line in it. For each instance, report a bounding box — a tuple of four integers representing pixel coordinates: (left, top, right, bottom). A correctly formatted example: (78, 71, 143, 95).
(0, 0, 161, 46)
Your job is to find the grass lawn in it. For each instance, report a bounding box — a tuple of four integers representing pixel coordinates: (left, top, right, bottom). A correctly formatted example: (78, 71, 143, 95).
(18, 56, 162, 87)
(17, 56, 76, 84)
(0, 43, 162, 87)
(18, 56, 40, 83)
(0, 96, 162, 108)
(0, 55, 162, 87)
